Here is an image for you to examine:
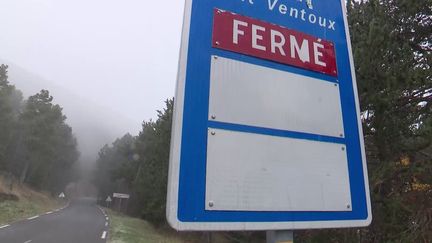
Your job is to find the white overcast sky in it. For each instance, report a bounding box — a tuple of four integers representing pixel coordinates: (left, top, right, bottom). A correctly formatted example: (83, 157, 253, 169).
(0, 0, 184, 162)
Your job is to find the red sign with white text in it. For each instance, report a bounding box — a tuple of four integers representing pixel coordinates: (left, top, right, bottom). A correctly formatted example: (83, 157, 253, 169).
(212, 9, 338, 76)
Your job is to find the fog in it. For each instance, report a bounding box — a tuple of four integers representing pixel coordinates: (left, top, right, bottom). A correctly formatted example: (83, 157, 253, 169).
(0, 0, 184, 167)
(6, 63, 135, 164)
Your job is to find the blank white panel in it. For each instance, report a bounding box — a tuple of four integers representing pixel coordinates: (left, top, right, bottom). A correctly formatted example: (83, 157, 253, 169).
(205, 129, 352, 212)
(209, 56, 344, 138)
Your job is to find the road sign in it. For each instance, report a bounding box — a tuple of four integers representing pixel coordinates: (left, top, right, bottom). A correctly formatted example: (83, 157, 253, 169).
(58, 192, 65, 198)
(113, 193, 130, 199)
(167, 0, 371, 231)
(106, 196, 112, 202)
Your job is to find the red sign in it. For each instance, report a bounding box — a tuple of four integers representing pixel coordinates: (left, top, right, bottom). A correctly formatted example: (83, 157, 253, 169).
(212, 9, 338, 76)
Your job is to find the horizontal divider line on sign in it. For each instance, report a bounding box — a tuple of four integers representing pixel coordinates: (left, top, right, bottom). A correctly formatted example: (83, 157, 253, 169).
(207, 120, 346, 145)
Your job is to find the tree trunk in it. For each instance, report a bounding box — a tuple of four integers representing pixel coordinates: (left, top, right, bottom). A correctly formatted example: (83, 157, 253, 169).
(20, 160, 29, 184)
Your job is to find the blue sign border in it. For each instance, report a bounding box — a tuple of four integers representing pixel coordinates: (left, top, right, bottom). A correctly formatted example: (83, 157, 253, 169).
(170, 0, 371, 226)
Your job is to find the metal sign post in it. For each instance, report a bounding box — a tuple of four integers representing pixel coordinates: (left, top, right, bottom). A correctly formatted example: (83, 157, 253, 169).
(106, 196, 112, 208)
(113, 193, 130, 212)
(167, 0, 372, 232)
(267, 231, 293, 243)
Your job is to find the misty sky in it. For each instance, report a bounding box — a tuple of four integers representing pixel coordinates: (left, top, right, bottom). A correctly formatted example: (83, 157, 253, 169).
(0, 0, 184, 162)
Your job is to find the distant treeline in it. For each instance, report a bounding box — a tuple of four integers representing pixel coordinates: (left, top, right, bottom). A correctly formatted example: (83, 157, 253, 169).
(94, 99, 172, 225)
(0, 64, 78, 194)
(97, 1, 431, 242)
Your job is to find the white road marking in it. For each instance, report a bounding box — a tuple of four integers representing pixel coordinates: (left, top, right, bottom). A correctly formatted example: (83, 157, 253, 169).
(101, 231, 107, 239)
(24, 240, 32, 243)
(97, 206, 106, 215)
(45, 211, 53, 214)
(105, 217, 109, 221)
(0, 225, 10, 229)
(105, 222, 108, 226)
(27, 216, 39, 220)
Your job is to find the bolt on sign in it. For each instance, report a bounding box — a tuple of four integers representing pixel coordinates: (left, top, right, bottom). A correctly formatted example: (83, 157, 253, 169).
(167, 0, 372, 231)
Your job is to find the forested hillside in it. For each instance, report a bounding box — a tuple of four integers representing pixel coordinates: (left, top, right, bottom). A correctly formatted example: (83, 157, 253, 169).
(95, 1, 431, 242)
(94, 99, 173, 226)
(0, 64, 78, 194)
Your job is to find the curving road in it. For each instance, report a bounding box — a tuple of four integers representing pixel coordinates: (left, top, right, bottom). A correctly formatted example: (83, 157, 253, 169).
(0, 198, 108, 243)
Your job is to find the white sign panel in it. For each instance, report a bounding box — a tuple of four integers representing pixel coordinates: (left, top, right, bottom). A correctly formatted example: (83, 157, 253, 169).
(113, 193, 130, 199)
(209, 56, 344, 138)
(205, 128, 351, 212)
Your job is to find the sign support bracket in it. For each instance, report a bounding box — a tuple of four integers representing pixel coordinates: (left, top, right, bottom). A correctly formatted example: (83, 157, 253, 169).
(266, 231, 294, 243)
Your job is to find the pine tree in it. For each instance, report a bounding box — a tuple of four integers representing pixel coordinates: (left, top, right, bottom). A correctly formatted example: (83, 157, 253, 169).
(0, 64, 23, 172)
(19, 90, 78, 192)
(300, 1, 431, 241)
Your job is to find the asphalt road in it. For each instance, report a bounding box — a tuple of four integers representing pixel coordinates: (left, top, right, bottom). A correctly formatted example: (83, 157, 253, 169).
(0, 198, 108, 243)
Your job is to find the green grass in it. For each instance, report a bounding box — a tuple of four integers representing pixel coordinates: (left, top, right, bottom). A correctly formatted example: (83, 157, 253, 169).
(0, 199, 59, 225)
(0, 176, 63, 225)
(107, 210, 194, 243)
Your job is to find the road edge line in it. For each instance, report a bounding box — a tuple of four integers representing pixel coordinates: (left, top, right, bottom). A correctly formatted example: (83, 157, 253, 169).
(27, 215, 39, 220)
(97, 206, 110, 242)
(0, 224, 10, 229)
(101, 231, 107, 239)
(0, 200, 69, 229)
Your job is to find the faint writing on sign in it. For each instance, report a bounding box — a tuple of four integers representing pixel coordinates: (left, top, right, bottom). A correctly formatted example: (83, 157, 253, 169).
(237, 0, 337, 31)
